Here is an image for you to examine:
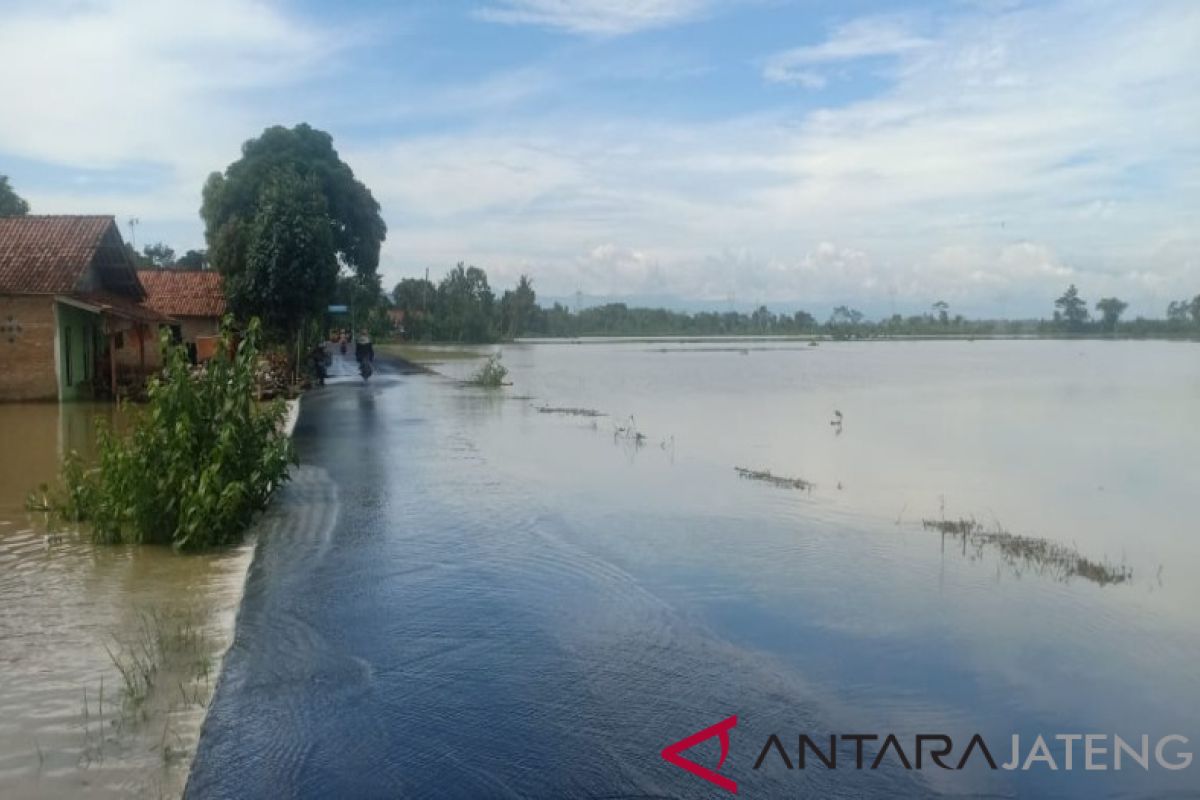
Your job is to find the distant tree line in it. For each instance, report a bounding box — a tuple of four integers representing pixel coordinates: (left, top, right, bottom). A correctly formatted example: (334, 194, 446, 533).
(390, 267, 1200, 343)
(11, 159, 1198, 347)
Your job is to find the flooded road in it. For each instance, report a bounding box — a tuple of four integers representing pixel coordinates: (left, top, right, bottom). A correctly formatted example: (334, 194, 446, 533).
(189, 340, 1200, 798)
(0, 403, 254, 799)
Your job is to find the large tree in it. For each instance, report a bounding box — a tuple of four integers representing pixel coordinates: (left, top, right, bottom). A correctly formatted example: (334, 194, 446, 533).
(499, 274, 537, 338)
(201, 124, 386, 330)
(0, 175, 30, 216)
(392, 276, 438, 339)
(176, 249, 209, 270)
(141, 242, 176, 269)
(436, 263, 495, 343)
(1053, 284, 1089, 331)
(1095, 297, 1128, 332)
(224, 167, 339, 340)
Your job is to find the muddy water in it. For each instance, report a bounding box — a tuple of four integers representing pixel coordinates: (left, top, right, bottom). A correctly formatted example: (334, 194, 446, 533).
(0, 403, 254, 799)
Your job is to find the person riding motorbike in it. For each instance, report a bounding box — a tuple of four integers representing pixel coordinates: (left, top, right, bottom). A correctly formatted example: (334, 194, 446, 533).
(355, 329, 374, 381)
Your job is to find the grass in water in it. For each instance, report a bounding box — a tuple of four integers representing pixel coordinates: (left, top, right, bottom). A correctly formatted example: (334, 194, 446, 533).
(469, 353, 510, 387)
(735, 466, 814, 491)
(922, 517, 1132, 586)
(536, 406, 606, 417)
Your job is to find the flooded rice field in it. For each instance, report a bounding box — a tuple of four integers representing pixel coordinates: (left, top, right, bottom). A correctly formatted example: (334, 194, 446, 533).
(3, 340, 1199, 798)
(187, 338, 1199, 799)
(0, 403, 254, 799)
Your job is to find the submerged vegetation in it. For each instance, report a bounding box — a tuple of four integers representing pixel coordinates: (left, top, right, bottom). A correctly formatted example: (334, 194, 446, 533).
(31, 319, 294, 550)
(734, 466, 814, 491)
(535, 405, 606, 417)
(922, 517, 1132, 586)
(469, 352, 510, 387)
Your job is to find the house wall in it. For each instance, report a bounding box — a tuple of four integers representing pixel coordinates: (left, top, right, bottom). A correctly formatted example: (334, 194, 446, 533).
(0, 296, 59, 401)
(179, 316, 220, 342)
(113, 322, 163, 371)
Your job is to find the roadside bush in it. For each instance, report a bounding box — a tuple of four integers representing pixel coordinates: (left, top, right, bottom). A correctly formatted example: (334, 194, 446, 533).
(43, 318, 294, 550)
(469, 352, 509, 387)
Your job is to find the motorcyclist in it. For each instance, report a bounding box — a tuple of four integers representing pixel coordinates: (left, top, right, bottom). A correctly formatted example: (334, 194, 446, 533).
(355, 329, 374, 364)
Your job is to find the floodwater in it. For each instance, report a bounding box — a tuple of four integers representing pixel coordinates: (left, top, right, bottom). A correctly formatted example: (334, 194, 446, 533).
(0, 403, 254, 799)
(189, 339, 1200, 798)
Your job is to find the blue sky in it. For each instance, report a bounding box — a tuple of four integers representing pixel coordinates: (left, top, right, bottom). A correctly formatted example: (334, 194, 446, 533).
(2, 0, 1197, 317)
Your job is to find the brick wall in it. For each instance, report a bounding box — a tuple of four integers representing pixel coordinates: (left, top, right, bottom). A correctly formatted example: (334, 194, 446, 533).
(179, 316, 220, 343)
(0, 296, 59, 401)
(113, 321, 162, 371)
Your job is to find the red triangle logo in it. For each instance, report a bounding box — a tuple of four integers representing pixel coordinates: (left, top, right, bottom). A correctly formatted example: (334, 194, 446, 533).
(661, 715, 738, 794)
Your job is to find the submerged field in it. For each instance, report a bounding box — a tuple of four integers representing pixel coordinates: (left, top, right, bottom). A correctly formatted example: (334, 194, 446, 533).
(192, 338, 1198, 798)
(3, 339, 1198, 798)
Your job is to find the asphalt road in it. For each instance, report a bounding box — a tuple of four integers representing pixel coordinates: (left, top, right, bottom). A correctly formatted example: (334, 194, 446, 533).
(184, 354, 922, 800)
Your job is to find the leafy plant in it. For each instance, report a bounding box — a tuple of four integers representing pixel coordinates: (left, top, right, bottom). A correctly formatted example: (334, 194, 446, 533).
(42, 318, 294, 550)
(470, 352, 509, 387)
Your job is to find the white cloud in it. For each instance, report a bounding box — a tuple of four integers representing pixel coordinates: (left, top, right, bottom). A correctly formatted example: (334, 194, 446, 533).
(3, 0, 1196, 317)
(475, 0, 713, 36)
(764, 15, 931, 86)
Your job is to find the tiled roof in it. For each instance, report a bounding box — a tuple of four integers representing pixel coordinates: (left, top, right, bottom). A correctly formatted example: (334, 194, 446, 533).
(70, 291, 174, 324)
(136, 269, 226, 318)
(0, 215, 124, 294)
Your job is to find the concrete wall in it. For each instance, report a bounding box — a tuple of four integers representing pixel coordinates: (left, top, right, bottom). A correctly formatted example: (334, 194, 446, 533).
(0, 296, 59, 401)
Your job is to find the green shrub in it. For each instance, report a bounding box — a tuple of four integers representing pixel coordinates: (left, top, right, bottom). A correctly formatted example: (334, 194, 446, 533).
(44, 318, 294, 550)
(469, 352, 509, 387)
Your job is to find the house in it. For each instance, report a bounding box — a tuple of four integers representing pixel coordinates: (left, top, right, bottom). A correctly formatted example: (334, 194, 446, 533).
(0, 215, 168, 401)
(136, 269, 226, 362)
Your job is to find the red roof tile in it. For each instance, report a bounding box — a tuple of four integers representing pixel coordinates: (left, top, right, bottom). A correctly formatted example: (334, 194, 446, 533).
(70, 290, 174, 324)
(136, 269, 226, 318)
(0, 215, 137, 294)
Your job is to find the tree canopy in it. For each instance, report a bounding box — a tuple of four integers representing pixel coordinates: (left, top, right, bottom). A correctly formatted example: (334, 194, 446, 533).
(436, 263, 495, 342)
(223, 167, 340, 338)
(1095, 297, 1128, 332)
(141, 242, 176, 269)
(0, 175, 30, 216)
(1054, 284, 1089, 331)
(499, 275, 537, 338)
(176, 249, 209, 270)
(201, 124, 386, 333)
